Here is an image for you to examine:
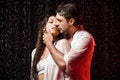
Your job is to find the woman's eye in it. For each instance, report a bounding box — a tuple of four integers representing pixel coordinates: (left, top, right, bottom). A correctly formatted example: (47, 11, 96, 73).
(48, 20, 53, 23)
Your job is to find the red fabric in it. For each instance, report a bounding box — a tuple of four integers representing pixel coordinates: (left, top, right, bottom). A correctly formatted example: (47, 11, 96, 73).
(69, 38, 95, 80)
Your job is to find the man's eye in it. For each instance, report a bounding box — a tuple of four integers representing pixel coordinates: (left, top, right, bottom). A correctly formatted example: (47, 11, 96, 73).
(58, 20, 62, 22)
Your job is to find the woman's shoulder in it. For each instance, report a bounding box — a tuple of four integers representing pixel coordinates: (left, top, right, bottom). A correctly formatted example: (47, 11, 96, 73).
(31, 48, 36, 60)
(57, 39, 69, 44)
(32, 48, 36, 54)
(57, 39, 68, 42)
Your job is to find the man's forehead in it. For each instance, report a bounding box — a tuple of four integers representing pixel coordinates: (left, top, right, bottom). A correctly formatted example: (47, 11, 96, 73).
(56, 13, 65, 20)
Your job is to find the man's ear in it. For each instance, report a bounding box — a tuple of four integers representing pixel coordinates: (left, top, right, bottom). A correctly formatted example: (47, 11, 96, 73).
(69, 18, 75, 25)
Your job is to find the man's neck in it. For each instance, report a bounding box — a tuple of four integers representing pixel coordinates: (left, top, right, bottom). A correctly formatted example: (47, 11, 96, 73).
(65, 25, 83, 39)
(66, 26, 78, 43)
(69, 25, 84, 37)
(68, 26, 78, 37)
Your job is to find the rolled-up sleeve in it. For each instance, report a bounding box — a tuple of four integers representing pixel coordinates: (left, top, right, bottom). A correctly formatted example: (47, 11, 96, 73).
(64, 31, 92, 64)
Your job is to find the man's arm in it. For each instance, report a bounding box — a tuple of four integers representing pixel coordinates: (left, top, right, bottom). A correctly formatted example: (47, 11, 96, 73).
(43, 32, 66, 70)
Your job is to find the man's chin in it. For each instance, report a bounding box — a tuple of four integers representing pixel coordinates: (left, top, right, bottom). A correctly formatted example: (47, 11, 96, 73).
(60, 30, 63, 33)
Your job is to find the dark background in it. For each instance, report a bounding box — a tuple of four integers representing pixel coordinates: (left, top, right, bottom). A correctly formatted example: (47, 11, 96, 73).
(0, 0, 119, 80)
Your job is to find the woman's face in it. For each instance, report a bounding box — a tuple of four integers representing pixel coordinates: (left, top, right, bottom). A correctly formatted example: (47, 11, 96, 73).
(45, 16, 59, 36)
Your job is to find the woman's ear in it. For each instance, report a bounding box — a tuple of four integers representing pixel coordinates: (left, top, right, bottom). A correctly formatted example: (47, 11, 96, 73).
(69, 18, 75, 25)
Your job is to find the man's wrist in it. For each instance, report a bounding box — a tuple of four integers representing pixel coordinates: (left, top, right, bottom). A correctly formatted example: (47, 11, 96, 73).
(46, 42, 53, 47)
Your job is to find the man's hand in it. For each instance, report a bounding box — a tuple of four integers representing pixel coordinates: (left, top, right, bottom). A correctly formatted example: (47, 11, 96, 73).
(43, 30, 66, 70)
(43, 31, 53, 46)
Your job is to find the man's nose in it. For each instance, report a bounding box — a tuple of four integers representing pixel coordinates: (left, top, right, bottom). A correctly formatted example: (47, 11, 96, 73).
(54, 21, 59, 27)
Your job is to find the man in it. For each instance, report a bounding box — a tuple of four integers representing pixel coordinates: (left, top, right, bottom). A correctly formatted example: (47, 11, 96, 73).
(43, 3, 95, 80)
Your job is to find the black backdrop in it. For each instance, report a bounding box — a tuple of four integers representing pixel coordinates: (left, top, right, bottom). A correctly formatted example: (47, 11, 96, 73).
(0, 0, 119, 80)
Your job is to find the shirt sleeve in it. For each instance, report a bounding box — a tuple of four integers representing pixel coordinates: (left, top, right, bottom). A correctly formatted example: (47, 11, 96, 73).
(31, 48, 36, 80)
(56, 39, 70, 55)
(64, 32, 92, 65)
(31, 48, 36, 66)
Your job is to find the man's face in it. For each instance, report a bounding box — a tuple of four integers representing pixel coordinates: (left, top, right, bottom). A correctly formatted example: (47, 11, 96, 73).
(56, 13, 70, 33)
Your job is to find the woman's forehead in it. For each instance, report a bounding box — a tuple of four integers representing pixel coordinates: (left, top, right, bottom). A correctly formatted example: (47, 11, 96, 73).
(48, 16, 56, 20)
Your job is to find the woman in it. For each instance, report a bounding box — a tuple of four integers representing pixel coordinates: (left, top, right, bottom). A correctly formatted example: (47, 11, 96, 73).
(31, 15, 70, 80)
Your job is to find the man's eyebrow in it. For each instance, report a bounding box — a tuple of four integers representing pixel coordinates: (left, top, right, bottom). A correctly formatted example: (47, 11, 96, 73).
(57, 18, 61, 21)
